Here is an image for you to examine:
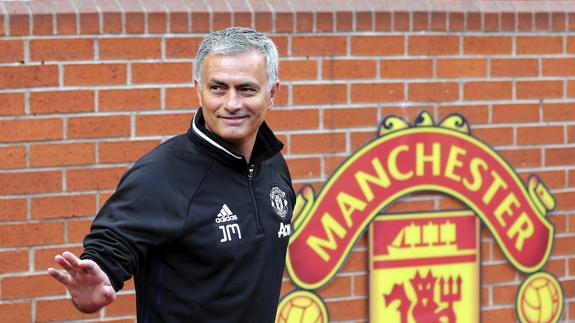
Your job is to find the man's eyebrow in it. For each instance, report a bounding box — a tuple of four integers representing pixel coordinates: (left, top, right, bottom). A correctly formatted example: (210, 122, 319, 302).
(236, 82, 260, 89)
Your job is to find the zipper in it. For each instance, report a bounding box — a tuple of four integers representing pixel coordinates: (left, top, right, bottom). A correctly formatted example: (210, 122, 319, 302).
(247, 163, 263, 233)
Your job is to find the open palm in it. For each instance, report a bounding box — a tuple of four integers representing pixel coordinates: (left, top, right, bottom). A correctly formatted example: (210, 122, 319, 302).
(48, 251, 116, 313)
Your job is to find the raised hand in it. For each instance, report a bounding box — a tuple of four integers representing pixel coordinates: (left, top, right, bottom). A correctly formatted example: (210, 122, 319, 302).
(48, 251, 116, 313)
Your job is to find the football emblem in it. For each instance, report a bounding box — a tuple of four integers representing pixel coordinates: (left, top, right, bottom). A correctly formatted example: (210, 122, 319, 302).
(270, 186, 288, 219)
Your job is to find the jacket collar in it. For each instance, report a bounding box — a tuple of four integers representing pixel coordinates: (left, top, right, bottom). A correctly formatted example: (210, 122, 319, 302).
(187, 108, 284, 165)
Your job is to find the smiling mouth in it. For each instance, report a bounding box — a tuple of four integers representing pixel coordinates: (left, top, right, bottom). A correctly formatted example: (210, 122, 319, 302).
(220, 115, 249, 125)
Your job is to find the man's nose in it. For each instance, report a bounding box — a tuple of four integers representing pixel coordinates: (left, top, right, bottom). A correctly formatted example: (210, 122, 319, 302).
(225, 90, 242, 110)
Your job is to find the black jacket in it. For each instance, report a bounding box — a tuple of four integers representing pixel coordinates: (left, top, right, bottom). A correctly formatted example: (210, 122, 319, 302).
(81, 108, 295, 322)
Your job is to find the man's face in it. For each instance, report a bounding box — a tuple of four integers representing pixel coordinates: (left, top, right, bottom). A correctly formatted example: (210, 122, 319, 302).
(195, 50, 278, 150)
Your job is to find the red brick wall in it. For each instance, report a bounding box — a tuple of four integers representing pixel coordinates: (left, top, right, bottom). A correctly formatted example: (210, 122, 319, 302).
(1, 0, 575, 322)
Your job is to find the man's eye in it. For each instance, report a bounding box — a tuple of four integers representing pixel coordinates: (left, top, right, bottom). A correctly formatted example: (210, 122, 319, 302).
(240, 88, 257, 95)
(209, 86, 225, 93)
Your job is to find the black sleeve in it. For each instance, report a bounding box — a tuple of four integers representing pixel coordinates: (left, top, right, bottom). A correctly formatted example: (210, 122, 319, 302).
(80, 159, 190, 291)
(268, 152, 296, 205)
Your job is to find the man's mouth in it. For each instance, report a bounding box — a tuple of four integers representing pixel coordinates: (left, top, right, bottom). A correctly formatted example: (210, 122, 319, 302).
(220, 115, 249, 125)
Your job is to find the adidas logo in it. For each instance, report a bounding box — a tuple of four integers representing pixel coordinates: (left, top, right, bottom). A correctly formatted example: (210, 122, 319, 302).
(215, 204, 238, 223)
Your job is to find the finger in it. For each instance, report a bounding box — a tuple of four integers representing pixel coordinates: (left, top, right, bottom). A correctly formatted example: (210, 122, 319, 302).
(54, 255, 74, 272)
(47, 268, 71, 285)
(62, 251, 81, 267)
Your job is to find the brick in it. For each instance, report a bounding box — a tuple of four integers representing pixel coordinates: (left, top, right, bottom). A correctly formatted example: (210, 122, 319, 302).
(385, 199, 436, 213)
(351, 35, 404, 56)
(0, 118, 63, 143)
(409, 35, 459, 55)
(413, 11, 429, 31)
(36, 299, 99, 322)
(568, 36, 575, 53)
(517, 36, 563, 54)
(409, 82, 459, 102)
(100, 37, 161, 59)
(0, 171, 61, 195)
(296, 12, 313, 32)
(166, 37, 202, 59)
(492, 104, 540, 123)
(166, 87, 199, 109)
(473, 127, 514, 146)
(99, 140, 160, 164)
(517, 80, 563, 99)
(125, 13, 145, 34)
(438, 196, 466, 210)
(464, 81, 512, 100)
(0, 40, 23, 63)
(394, 12, 410, 31)
(148, 12, 167, 33)
(351, 131, 376, 151)
(0, 222, 64, 247)
(570, 80, 575, 98)
(324, 107, 377, 129)
(436, 58, 486, 78)
(356, 11, 372, 31)
(30, 142, 95, 167)
(0, 303, 31, 322)
(518, 12, 533, 31)
(467, 12, 482, 31)
(30, 90, 94, 114)
(32, 194, 96, 219)
(570, 125, 575, 143)
(285, 157, 321, 179)
(168, 12, 190, 33)
(438, 105, 489, 125)
(322, 59, 376, 80)
(555, 236, 575, 254)
(449, 12, 464, 31)
(326, 298, 367, 321)
(492, 284, 516, 305)
(271, 36, 288, 56)
(0, 198, 26, 221)
(34, 246, 85, 271)
(375, 12, 391, 31)
(291, 133, 346, 154)
(32, 14, 53, 35)
(266, 109, 319, 131)
(316, 12, 334, 32)
(106, 293, 136, 317)
(499, 148, 541, 168)
(351, 83, 404, 103)
(0, 249, 28, 273)
(544, 103, 575, 121)
(233, 12, 252, 29)
(68, 219, 93, 242)
(292, 36, 347, 56)
(484, 13, 500, 31)
(293, 84, 347, 105)
(0, 92, 25, 115)
(543, 58, 575, 76)
(64, 63, 127, 86)
(353, 273, 367, 296)
(482, 263, 516, 284)
(132, 63, 193, 84)
(254, 11, 272, 32)
(501, 12, 516, 31)
(2, 274, 66, 299)
(135, 113, 193, 136)
(68, 115, 131, 139)
(80, 12, 100, 34)
(491, 58, 539, 77)
(67, 167, 127, 191)
(464, 36, 512, 54)
(275, 12, 294, 33)
(552, 12, 566, 31)
(482, 308, 517, 322)
(324, 155, 346, 175)
(54, 9, 76, 34)
(30, 39, 94, 61)
(535, 12, 550, 31)
(103, 12, 122, 34)
(517, 126, 564, 145)
(0, 65, 58, 88)
(317, 276, 351, 298)
(430, 11, 447, 31)
(280, 59, 317, 80)
(100, 89, 161, 111)
(380, 59, 432, 78)
(545, 147, 575, 166)
(0, 146, 26, 169)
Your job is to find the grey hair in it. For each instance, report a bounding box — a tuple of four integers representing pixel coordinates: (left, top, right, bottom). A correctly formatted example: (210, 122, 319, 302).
(194, 27, 279, 91)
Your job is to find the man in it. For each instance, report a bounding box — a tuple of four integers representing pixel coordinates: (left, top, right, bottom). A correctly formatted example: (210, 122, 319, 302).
(48, 27, 294, 322)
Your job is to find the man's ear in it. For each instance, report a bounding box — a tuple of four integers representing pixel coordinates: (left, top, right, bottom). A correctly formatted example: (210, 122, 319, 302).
(268, 81, 280, 109)
(194, 80, 202, 107)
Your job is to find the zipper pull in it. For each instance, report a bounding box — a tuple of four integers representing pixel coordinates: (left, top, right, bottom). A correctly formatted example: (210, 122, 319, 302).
(248, 164, 255, 180)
